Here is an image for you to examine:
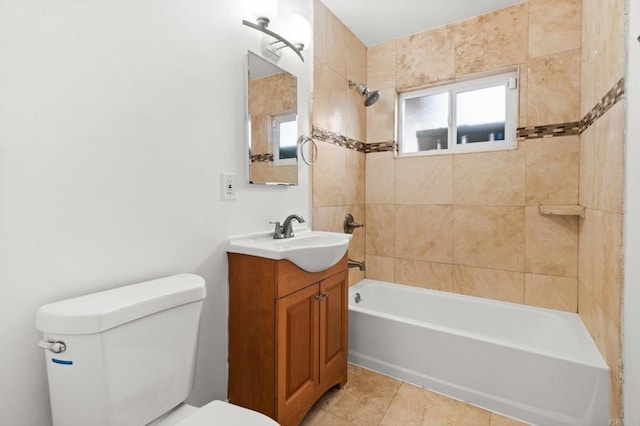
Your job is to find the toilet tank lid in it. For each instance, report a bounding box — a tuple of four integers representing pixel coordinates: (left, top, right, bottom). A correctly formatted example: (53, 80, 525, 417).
(36, 274, 206, 335)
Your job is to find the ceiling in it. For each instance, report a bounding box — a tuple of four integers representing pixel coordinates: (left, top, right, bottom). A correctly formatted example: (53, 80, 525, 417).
(319, 0, 523, 47)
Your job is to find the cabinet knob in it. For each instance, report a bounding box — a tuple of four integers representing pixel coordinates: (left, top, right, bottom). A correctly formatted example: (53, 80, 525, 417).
(315, 292, 328, 300)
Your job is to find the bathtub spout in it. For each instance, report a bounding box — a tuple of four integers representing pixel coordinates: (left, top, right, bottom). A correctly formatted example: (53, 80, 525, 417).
(348, 259, 365, 271)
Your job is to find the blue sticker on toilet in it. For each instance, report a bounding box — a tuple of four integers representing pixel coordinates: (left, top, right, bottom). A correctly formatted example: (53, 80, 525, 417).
(52, 358, 73, 365)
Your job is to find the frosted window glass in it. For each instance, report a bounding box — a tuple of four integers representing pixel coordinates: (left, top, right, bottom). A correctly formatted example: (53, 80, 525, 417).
(402, 92, 449, 152)
(278, 120, 297, 159)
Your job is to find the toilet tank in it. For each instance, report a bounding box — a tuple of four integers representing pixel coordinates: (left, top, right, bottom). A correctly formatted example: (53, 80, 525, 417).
(36, 274, 206, 426)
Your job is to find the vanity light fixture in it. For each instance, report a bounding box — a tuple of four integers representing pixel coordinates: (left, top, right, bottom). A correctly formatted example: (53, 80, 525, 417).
(242, 8, 310, 63)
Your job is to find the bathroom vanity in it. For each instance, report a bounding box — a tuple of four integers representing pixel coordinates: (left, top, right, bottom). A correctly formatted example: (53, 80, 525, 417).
(227, 253, 348, 426)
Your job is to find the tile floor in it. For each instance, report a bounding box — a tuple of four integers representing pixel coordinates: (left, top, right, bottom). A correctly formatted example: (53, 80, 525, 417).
(301, 364, 529, 426)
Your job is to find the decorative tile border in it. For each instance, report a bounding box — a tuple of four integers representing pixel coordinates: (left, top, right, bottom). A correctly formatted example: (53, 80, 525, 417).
(580, 77, 625, 133)
(312, 126, 366, 152)
(518, 77, 625, 140)
(312, 126, 396, 153)
(313, 77, 625, 150)
(363, 141, 396, 153)
(250, 153, 273, 163)
(516, 122, 581, 140)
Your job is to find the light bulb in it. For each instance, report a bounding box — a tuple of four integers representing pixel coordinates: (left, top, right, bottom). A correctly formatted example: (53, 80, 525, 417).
(285, 14, 311, 51)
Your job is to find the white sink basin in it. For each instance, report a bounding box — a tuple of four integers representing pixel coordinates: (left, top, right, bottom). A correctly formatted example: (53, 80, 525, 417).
(227, 227, 352, 272)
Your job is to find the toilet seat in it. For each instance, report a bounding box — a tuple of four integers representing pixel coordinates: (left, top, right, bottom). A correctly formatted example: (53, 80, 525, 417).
(176, 400, 278, 425)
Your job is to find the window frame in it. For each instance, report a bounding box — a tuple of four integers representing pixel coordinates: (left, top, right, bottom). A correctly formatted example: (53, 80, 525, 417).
(397, 71, 519, 157)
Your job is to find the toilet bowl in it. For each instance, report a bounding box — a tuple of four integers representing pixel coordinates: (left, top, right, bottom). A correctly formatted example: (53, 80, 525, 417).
(36, 274, 278, 426)
(150, 401, 277, 425)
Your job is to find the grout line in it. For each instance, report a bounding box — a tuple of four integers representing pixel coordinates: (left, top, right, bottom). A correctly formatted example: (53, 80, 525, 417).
(377, 379, 404, 425)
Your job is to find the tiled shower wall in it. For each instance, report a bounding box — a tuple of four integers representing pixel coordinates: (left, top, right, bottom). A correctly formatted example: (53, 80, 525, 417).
(365, 1, 582, 312)
(311, 0, 626, 419)
(311, 0, 366, 285)
(578, 0, 625, 421)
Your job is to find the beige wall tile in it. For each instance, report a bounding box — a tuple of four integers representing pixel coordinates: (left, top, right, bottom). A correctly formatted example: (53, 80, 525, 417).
(579, 209, 623, 325)
(454, 3, 528, 77)
(366, 151, 395, 204)
(396, 155, 453, 205)
(263, 72, 297, 113)
(367, 41, 396, 89)
(592, 102, 624, 214)
(525, 207, 578, 277)
(452, 265, 525, 303)
(366, 87, 396, 143)
(524, 273, 577, 312)
(348, 266, 365, 287)
(526, 49, 581, 126)
(312, 206, 346, 233)
(453, 206, 525, 272)
(577, 209, 597, 298)
(347, 204, 365, 259)
(528, 0, 581, 58)
(312, 141, 345, 207)
(453, 149, 525, 206)
(365, 204, 395, 257)
(580, 295, 622, 419)
(313, 61, 346, 135)
(580, 0, 599, 116)
(525, 135, 579, 206)
(345, 29, 366, 85)
(395, 258, 453, 292)
(579, 125, 596, 209)
(250, 114, 267, 153)
(345, 149, 365, 205)
(345, 31, 367, 142)
(396, 25, 455, 90)
(381, 383, 491, 426)
(395, 205, 453, 263)
(595, 0, 625, 105)
(518, 65, 528, 127)
(578, 284, 596, 339)
(345, 87, 366, 142)
(313, 0, 346, 76)
(365, 255, 395, 282)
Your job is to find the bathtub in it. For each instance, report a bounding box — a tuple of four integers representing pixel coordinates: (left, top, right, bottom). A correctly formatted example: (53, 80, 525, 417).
(348, 279, 609, 426)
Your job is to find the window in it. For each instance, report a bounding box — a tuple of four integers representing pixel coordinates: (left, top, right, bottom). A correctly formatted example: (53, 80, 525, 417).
(398, 71, 518, 156)
(271, 112, 297, 166)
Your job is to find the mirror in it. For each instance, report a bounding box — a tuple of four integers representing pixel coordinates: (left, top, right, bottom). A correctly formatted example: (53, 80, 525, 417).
(247, 51, 298, 185)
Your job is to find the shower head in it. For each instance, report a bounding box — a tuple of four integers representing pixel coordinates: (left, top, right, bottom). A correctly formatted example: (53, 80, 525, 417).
(348, 80, 380, 107)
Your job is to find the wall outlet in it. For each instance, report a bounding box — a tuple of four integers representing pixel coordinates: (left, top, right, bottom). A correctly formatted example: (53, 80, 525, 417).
(222, 172, 235, 201)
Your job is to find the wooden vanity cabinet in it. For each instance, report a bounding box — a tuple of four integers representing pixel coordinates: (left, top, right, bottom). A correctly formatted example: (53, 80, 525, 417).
(228, 253, 348, 426)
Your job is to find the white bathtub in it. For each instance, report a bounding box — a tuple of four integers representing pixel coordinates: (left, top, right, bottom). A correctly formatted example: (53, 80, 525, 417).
(348, 279, 609, 426)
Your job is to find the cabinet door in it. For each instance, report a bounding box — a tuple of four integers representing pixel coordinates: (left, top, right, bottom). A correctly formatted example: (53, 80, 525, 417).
(276, 283, 320, 418)
(319, 271, 348, 386)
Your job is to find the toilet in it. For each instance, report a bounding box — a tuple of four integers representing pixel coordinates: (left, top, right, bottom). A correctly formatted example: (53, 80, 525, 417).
(36, 273, 278, 426)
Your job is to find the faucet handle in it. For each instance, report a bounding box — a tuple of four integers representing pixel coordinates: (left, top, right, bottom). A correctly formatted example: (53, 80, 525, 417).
(270, 221, 284, 239)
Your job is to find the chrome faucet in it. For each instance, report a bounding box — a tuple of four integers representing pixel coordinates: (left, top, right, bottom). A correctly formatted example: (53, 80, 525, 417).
(272, 214, 305, 239)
